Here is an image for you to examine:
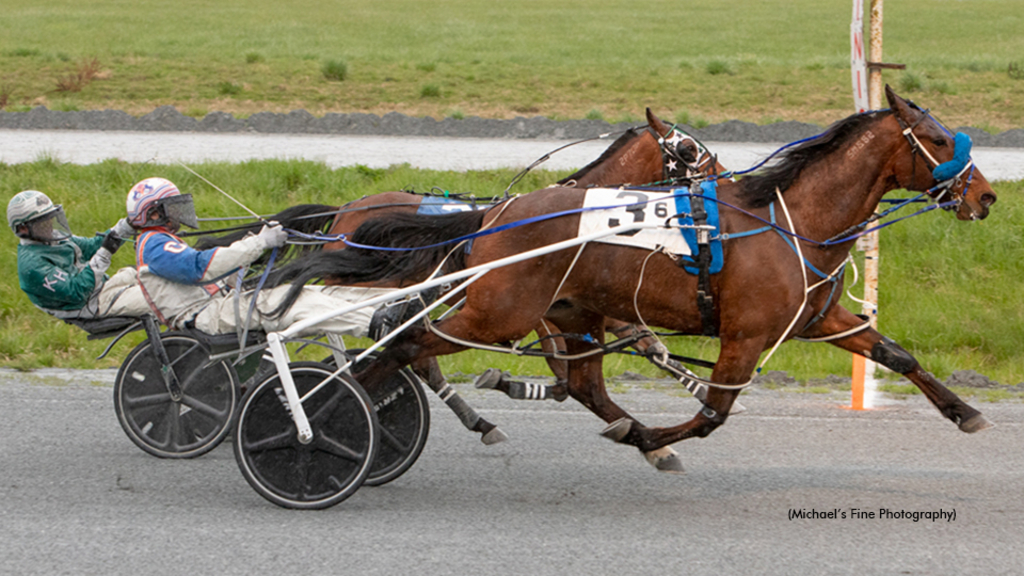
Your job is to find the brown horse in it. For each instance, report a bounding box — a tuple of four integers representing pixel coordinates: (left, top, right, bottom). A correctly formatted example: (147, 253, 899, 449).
(197, 110, 729, 436)
(268, 87, 997, 472)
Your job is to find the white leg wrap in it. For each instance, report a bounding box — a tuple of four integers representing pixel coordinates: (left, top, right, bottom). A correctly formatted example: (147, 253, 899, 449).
(508, 380, 549, 400)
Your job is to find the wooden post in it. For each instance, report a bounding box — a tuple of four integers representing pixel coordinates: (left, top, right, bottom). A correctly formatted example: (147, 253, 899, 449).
(868, 0, 885, 110)
(849, 0, 884, 410)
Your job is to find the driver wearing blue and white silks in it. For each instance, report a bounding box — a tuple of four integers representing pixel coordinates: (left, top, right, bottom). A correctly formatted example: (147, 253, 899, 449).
(127, 177, 395, 338)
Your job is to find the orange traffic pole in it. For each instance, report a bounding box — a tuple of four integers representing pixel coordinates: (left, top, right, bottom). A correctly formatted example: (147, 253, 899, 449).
(850, 354, 866, 410)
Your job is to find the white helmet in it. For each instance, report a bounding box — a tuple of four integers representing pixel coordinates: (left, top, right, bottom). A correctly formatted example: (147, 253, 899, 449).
(7, 190, 72, 243)
(126, 177, 198, 230)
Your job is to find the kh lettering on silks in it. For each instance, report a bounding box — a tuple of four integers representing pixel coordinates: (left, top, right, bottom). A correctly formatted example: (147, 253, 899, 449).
(788, 508, 957, 522)
(42, 268, 69, 292)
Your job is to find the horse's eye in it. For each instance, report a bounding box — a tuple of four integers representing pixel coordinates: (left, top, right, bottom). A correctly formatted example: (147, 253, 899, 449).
(676, 143, 697, 163)
(932, 137, 947, 147)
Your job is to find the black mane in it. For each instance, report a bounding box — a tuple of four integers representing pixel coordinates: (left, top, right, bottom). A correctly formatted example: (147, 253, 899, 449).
(737, 110, 889, 207)
(557, 127, 644, 184)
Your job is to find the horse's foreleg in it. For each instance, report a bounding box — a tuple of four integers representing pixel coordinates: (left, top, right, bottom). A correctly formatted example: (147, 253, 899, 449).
(810, 306, 993, 433)
(473, 367, 568, 402)
(410, 357, 508, 445)
(472, 319, 569, 402)
(537, 320, 569, 384)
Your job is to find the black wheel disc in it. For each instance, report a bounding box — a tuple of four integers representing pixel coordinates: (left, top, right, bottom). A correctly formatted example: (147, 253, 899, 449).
(233, 362, 377, 509)
(114, 335, 237, 459)
(324, 350, 430, 486)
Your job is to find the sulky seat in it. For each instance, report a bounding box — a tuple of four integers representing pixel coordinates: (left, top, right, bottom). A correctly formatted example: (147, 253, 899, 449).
(63, 316, 143, 340)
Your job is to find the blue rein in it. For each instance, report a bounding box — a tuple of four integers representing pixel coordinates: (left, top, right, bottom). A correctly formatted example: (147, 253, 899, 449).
(284, 108, 973, 254)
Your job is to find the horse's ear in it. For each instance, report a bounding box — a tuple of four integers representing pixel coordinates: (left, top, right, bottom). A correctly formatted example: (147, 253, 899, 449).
(646, 108, 671, 138)
(885, 84, 920, 124)
(884, 84, 900, 108)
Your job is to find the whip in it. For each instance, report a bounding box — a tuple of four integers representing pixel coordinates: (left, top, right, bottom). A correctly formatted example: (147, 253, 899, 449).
(174, 160, 266, 223)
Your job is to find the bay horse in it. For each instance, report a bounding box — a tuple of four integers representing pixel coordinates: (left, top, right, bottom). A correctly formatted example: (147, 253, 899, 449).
(196, 110, 730, 439)
(267, 87, 997, 472)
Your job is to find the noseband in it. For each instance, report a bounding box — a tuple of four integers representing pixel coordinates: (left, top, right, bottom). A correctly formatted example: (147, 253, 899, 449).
(896, 109, 975, 212)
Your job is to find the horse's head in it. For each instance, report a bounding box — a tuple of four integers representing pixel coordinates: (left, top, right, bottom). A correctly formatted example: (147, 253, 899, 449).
(645, 108, 727, 180)
(886, 86, 996, 221)
(560, 109, 726, 188)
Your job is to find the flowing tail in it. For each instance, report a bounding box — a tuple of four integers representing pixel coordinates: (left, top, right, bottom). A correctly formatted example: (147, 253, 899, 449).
(193, 203, 341, 265)
(264, 209, 488, 317)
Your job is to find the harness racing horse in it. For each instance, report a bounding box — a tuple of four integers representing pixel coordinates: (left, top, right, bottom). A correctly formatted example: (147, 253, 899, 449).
(267, 87, 997, 472)
(197, 110, 730, 438)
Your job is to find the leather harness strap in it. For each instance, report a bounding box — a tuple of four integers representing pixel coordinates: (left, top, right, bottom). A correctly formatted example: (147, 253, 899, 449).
(135, 268, 171, 327)
(687, 190, 717, 337)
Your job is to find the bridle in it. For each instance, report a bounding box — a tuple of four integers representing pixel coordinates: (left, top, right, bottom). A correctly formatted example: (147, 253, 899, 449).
(650, 125, 719, 182)
(895, 108, 976, 214)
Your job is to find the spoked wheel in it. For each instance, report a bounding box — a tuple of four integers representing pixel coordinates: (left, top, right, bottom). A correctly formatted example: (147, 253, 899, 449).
(324, 350, 430, 486)
(114, 334, 238, 459)
(233, 361, 378, 509)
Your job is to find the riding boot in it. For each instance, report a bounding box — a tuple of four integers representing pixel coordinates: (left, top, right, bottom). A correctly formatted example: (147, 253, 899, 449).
(473, 368, 568, 402)
(368, 295, 426, 340)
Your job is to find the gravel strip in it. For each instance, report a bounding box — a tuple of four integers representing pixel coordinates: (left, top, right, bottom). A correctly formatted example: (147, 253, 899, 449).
(3, 106, 1023, 147)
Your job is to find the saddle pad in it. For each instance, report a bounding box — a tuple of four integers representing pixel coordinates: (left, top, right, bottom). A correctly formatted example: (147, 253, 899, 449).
(416, 195, 477, 215)
(578, 188, 693, 257)
(579, 183, 724, 274)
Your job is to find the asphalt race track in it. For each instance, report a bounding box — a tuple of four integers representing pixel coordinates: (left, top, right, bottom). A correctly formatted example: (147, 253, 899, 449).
(2, 123, 1022, 574)
(1, 370, 1022, 576)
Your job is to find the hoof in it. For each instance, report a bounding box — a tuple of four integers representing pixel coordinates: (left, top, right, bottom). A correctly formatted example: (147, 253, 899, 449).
(729, 400, 747, 415)
(600, 417, 633, 442)
(474, 368, 503, 390)
(481, 427, 509, 445)
(644, 447, 685, 474)
(959, 413, 995, 434)
(550, 386, 569, 402)
(645, 341, 670, 365)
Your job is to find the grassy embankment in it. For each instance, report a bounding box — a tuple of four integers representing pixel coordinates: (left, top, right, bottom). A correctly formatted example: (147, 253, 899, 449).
(1, 0, 1023, 131)
(1, 0, 1022, 395)
(1, 160, 1022, 394)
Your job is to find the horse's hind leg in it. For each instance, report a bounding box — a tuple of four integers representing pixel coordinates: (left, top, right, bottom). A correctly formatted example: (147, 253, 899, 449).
(598, 336, 762, 472)
(410, 357, 509, 445)
(602, 317, 746, 414)
(810, 306, 993, 432)
(545, 309, 686, 473)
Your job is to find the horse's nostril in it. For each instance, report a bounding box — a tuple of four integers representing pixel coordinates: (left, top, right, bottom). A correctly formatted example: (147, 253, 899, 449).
(980, 193, 997, 207)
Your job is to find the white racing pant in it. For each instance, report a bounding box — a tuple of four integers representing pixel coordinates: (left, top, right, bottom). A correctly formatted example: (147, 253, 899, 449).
(90, 267, 151, 318)
(59, 267, 394, 340)
(193, 284, 394, 339)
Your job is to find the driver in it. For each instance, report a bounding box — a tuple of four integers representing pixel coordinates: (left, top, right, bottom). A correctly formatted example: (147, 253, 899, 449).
(126, 177, 407, 338)
(9, 190, 148, 319)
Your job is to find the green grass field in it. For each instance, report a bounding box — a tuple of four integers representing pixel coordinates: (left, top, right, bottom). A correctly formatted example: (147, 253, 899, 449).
(1, 0, 1023, 130)
(1, 1, 1022, 387)
(1, 160, 1022, 387)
